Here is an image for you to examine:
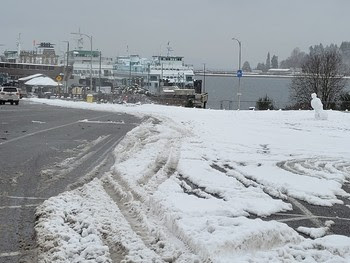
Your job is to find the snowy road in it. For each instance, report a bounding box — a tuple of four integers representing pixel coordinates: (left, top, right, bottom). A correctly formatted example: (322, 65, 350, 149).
(0, 101, 140, 263)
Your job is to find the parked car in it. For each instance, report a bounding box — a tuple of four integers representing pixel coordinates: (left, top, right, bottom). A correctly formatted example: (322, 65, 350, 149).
(0, 86, 20, 105)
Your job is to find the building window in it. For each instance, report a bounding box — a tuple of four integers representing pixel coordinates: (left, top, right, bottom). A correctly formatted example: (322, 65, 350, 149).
(186, 76, 193, 81)
(150, 76, 157, 81)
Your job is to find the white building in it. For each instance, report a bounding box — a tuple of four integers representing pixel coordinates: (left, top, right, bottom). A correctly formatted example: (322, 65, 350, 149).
(65, 50, 114, 90)
(69, 50, 113, 78)
(113, 55, 195, 94)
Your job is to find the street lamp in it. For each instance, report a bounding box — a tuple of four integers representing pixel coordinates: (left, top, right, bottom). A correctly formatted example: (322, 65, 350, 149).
(71, 31, 93, 93)
(62, 41, 69, 94)
(203, 63, 206, 93)
(232, 37, 242, 110)
(99, 50, 101, 93)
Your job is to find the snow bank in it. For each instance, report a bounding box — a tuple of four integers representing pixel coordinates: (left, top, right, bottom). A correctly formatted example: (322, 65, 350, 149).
(35, 179, 162, 263)
(30, 98, 350, 262)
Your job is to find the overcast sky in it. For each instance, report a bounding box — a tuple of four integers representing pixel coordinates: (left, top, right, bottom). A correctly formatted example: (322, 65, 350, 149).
(1, 0, 349, 69)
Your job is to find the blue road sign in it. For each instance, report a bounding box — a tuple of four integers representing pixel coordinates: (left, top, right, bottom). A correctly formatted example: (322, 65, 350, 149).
(237, 69, 243, 78)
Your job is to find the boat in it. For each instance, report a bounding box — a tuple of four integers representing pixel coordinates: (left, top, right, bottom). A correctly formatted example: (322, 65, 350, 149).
(113, 43, 208, 108)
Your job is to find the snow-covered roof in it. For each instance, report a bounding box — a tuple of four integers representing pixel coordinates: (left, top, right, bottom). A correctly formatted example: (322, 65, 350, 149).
(24, 76, 58, 86)
(18, 73, 44, 81)
(268, 68, 292, 72)
(150, 69, 194, 76)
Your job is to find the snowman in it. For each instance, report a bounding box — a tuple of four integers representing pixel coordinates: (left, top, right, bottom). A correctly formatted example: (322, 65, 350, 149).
(311, 93, 327, 120)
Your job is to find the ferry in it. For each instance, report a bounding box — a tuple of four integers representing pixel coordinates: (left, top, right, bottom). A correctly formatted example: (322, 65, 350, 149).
(113, 44, 208, 108)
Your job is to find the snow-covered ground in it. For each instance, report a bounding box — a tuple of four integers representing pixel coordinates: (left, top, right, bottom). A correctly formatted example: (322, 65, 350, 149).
(30, 98, 350, 262)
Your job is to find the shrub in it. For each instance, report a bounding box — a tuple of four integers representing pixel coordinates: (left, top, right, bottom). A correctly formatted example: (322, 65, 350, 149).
(256, 95, 275, 110)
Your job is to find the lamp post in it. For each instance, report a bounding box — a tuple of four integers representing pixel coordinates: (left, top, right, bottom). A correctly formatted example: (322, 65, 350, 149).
(99, 50, 101, 93)
(232, 37, 242, 110)
(62, 41, 69, 94)
(71, 32, 93, 93)
(203, 63, 206, 93)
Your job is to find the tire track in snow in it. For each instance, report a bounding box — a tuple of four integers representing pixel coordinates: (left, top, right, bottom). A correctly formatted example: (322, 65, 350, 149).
(277, 158, 350, 182)
(38, 133, 124, 194)
(39, 135, 111, 190)
(210, 159, 350, 235)
(103, 173, 201, 262)
(137, 144, 179, 193)
(100, 117, 205, 262)
(211, 162, 286, 200)
(210, 163, 318, 217)
(102, 180, 158, 262)
(177, 173, 225, 200)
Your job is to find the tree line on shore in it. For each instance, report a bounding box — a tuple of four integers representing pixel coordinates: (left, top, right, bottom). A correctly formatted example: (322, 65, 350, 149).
(243, 41, 350, 74)
(252, 42, 350, 111)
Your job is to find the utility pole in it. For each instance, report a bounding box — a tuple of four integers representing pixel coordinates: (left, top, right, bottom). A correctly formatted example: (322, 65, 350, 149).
(99, 50, 101, 93)
(71, 31, 93, 93)
(129, 58, 131, 86)
(147, 63, 150, 90)
(63, 41, 69, 94)
(203, 63, 206, 93)
(232, 37, 242, 110)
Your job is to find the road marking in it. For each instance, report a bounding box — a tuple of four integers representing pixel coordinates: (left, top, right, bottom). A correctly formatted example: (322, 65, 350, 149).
(31, 120, 46, 124)
(6, 195, 47, 200)
(78, 119, 125, 124)
(288, 197, 324, 228)
(0, 204, 39, 210)
(0, 251, 21, 258)
(278, 215, 350, 222)
(0, 113, 116, 146)
(275, 212, 305, 217)
(0, 121, 80, 146)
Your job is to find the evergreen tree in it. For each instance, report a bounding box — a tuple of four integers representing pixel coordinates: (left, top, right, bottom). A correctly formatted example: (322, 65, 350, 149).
(265, 52, 271, 70)
(271, 55, 278, 68)
(256, 95, 275, 110)
(242, 61, 252, 72)
(339, 92, 350, 110)
(256, 63, 266, 72)
(280, 48, 306, 69)
(339, 41, 350, 74)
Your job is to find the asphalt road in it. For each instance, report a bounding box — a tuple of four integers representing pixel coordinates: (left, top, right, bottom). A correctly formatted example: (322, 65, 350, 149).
(0, 100, 140, 263)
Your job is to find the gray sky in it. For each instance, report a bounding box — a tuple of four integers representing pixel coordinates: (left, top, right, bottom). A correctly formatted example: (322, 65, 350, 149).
(1, 0, 349, 70)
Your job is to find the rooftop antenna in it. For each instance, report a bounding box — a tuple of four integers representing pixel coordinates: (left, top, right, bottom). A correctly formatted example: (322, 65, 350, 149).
(16, 33, 22, 55)
(166, 41, 173, 57)
(72, 28, 84, 50)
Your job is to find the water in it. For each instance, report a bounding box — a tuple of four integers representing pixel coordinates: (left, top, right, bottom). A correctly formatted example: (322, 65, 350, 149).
(195, 74, 350, 110)
(195, 75, 292, 110)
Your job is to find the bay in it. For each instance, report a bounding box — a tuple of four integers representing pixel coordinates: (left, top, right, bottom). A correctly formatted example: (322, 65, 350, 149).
(195, 74, 350, 110)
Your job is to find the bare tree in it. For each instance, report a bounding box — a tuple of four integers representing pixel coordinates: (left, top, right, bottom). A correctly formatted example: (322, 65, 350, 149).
(290, 44, 346, 109)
